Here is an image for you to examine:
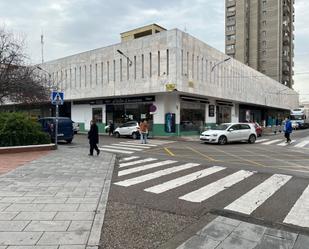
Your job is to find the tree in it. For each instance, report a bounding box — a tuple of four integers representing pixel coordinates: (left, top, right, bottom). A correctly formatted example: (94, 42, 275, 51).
(0, 27, 49, 104)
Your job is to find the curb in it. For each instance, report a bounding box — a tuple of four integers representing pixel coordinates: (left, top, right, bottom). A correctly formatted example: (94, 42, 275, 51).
(0, 144, 56, 154)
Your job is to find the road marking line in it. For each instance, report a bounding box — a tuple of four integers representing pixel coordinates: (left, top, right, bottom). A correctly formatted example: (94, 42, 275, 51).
(284, 184, 309, 227)
(144, 166, 226, 194)
(277, 140, 295, 146)
(294, 140, 309, 148)
(119, 158, 158, 168)
(186, 146, 217, 162)
(118, 160, 178, 176)
(255, 139, 270, 143)
(262, 139, 283, 145)
(179, 170, 255, 203)
(120, 142, 157, 147)
(119, 156, 140, 162)
(164, 147, 175, 156)
(114, 163, 200, 187)
(101, 145, 143, 151)
(113, 143, 153, 149)
(225, 174, 292, 215)
(99, 148, 133, 154)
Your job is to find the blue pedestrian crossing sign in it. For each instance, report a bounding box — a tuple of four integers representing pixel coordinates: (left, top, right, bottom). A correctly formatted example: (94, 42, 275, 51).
(51, 91, 64, 105)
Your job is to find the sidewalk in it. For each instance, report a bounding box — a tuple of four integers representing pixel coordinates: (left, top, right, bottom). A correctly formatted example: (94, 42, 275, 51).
(0, 146, 115, 249)
(177, 215, 309, 249)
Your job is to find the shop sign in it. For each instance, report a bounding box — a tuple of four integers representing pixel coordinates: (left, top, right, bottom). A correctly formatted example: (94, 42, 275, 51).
(73, 96, 155, 105)
(149, 104, 157, 114)
(209, 105, 215, 117)
(188, 81, 194, 88)
(166, 83, 176, 92)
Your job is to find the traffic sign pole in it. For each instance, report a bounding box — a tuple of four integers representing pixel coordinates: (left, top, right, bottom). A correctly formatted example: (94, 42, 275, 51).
(55, 102, 59, 149)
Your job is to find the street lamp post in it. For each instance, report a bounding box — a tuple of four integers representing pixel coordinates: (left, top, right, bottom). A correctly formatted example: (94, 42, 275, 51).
(211, 57, 231, 72)
(117, 49, 133, 66)
(36, 66, 52, 90)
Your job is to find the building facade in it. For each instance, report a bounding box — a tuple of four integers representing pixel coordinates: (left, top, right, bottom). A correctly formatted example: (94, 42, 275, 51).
(225, 0, 295, 88)
(28, 25, 299, 136)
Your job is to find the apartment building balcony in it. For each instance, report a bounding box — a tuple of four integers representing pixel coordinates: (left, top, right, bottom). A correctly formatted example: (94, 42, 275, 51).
(226, 39, 236, 46)
(226, 19, 236, 26)
(283, 24, 290, 33)
(283, 64, 290, 74)
(227, 10, 236, 17)
(226, 0, 236, 7)
(226, 29, 236, 36)
(283, 5, 290, 14)
(282, 54, 290, 62)
(283, 35, 290, 45)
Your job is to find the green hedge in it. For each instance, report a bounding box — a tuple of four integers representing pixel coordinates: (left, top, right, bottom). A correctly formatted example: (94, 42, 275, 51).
(0, 112, 51, 147)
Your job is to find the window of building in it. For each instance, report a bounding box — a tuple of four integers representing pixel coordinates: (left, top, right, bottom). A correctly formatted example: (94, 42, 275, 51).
(166, 49, 169, 75)
(263, 10, 267, 17)
(262, 20, 266, 26)
(127, 58, 130, 80)
(197, 56, 199, 80)
(74, 67, 76, 88)
(227, 25, 235, 31)
(101, 62, 103, 85)
(89, 65, 92, 87)
(120, 59, 122, 81)
(113, 60, 116, 82)
(227, 16, 235, 22)
(181, 49, 183, 76)
(92, 108, 102, 123)
(262, 40, 266, 47)
(158, 51, 160, 76)
(95, 64, 97, 85)
(226, 44, 235, 51)
(227, 34, 236, 41)
(192, 54, 194, 79)
(187, 51, 189, 77)
(79, 67, 81, 87)
(84, 65, 87, 87)
(142, 54, 144, 78)
(227, 6, 236, 12)
(262, 31, 266, 37)
(262, 0, 267, 7)
(149, 52, 152, 77)
(134, 56, 137, 79)
(201, 57, 204, 81)
(107, 61, 110, 83)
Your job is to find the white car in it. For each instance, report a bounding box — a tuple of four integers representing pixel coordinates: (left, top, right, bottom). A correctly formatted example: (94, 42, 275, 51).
(114, 121, 140, 139)
(200, 123, 257, 145)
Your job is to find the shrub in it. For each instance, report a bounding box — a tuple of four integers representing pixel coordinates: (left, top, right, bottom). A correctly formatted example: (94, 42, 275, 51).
(0, 112, 51, 146)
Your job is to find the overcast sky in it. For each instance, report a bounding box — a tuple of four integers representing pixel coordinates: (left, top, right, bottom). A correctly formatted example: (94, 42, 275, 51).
(1, 0, 308, 101)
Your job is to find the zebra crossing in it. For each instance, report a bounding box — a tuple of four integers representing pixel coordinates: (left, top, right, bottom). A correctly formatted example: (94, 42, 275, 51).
(256, 138, 309, 148)
(114, 156, 309, 229)
(99, 139, 174, 154)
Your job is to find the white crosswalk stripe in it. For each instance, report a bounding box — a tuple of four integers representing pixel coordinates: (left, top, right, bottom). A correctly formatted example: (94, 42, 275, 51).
(225, 174, 292, 215)
(255, 139, 270, 143)
(262, 139, 283, 145)
(119, 158, 158, 168)
(294, 140, 309, 148)
(119, 156, 140, 162)
(99, 148, 133, 154)
(179, 170, 255, 203)
(101, 145, 143, 151)
(113, 143, 153, 149)
(284, 184, 309, 227)
(115, 163, 200, 187)
(277, 140, 295, 146)
(119, 142, 158, 147)
(144, 166, 226, 194)
(118, 160, 178, 176)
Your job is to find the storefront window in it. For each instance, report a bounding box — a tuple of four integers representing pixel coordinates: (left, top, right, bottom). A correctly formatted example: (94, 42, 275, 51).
(92, 108, 102, 123)
(217, 106, 231, 124)
(180, 102, 205, 132)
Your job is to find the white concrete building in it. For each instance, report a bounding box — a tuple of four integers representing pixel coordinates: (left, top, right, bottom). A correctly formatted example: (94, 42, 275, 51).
(35, 24, 298, 136)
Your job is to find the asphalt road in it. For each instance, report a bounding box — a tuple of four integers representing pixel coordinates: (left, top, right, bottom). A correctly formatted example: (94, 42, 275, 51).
(68, 130, 309, 249)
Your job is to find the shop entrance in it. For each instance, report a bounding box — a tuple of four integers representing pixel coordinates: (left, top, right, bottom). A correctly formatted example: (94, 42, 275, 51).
(180, 101, 205, 132)
(217, 105, 231, 124)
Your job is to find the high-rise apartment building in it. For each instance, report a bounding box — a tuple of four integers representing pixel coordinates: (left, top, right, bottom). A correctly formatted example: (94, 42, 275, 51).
(225, 0, 295, 88)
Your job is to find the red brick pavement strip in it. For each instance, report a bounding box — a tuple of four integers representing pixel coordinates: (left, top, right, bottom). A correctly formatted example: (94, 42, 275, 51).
(0, 151, 51, 175)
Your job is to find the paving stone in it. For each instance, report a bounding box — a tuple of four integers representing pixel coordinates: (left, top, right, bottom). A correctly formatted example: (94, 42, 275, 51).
(59, 245, 86, 249)
(32, 197, 68, 204)
(78, 204, 97, 212)
(24, 220, 70, 232)
(264, 228, 298, 242)
(5, 204, 45, 212)
(293, 234, 309, 249)
(232, 222, 266, 242)
(7, 246, 57, 249)
(0, 232, 43, 245)
(197, 221, 236, 241)
(0, 212, 19, 220)
(67, 221, 92, 231)
(214, 216, 242, 227)
(0, 197, 35, 203)
(216, 234, 258, 249)
(66, 198, 98, 204)
(54, 212, 95, 221)
(177, 235, 220, 249)
(41, 204, 79, 212)
(0, 203, 11, 212)
(254, 234, 294, 249)
(37, 231, 89, 245)
(13, 212, 56, 221)
(0, 221, 29, 231)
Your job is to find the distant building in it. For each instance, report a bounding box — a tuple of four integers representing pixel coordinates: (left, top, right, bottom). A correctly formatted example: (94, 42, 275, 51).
(225, 0, 295, 88)
(1, 24, 299, 135)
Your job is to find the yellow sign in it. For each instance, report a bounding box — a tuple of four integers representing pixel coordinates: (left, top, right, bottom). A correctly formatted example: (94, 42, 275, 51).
(165, 83, 176, 92)
(188, 81, 194, 88)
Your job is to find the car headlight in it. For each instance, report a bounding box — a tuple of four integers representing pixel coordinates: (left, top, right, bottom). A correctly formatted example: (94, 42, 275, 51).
(212, 134, 218, 137)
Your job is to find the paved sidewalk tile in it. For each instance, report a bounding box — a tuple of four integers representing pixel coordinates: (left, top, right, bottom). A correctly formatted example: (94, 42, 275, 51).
(0, 147, 115, 248)
(177, 235, 220, 249)
(293, 235, 309, 249)
(254, 234, 294, 249)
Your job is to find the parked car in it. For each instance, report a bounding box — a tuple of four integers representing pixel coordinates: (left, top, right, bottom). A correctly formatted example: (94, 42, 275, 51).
(38, 117, 74, 143)
(253, 122, 262, 137)
(72, 121, 79, 134)
(114, 121, 140, 139)
(200, 123, 257, 145)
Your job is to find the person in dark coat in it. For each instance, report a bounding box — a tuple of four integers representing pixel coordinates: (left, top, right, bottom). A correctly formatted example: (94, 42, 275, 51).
(109, 121, 115, 136)
(284, 117, 292, 143)
(88, 120, 100, 156)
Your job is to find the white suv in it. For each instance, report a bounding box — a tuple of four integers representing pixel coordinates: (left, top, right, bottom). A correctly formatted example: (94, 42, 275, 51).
(200, 123, 257, 145)
(114, 121, 140, 139)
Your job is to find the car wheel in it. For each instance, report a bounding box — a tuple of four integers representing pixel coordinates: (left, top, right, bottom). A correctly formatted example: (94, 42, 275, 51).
(66, 139, 72, 144)
(132, 132, 138, 140)
(248, 134, 256, 144)
(218, 136, 227, 145)
(114, 132, 120, 138)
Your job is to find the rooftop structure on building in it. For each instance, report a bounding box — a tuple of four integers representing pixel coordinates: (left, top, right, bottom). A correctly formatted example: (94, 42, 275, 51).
(225, 0, 295, 88)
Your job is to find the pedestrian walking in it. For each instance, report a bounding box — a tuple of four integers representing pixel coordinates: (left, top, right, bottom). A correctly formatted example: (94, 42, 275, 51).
(88, 120, 100, 156)
(284, 117, 292, 143)
(108, 121, 114, 136)
(139, 120, 149, 144)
